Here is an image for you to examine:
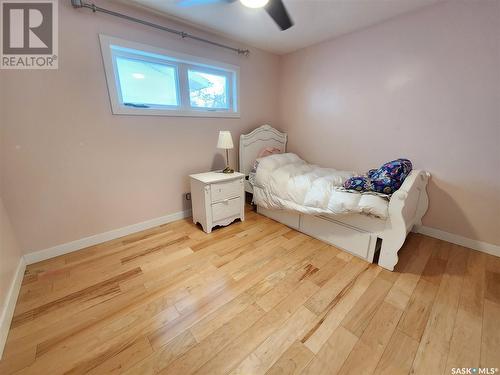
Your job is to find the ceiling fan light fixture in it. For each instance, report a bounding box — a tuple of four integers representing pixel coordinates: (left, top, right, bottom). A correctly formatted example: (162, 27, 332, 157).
(240, 0, 269, 9)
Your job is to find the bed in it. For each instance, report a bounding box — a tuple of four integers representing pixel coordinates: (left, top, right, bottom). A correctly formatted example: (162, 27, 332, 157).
(239, 124, 430, 271)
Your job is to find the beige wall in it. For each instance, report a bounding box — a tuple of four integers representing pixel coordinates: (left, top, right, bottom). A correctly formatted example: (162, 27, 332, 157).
(0, 196, 22, 317)
(0, 0, 280, 252)
(278, 0, 500, 245)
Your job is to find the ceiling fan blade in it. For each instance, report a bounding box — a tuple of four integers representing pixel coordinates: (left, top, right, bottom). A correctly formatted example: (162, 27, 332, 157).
(264, 0, 293, 31)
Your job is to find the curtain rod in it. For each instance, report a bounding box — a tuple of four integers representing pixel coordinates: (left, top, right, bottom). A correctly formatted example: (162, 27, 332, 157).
(70, 0, 250, 56)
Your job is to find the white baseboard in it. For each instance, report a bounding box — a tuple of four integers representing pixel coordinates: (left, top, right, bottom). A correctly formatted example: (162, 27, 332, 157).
(24, 209, 192, 265)
(414, 225, 500, 257)
(0, 257, 26, 360)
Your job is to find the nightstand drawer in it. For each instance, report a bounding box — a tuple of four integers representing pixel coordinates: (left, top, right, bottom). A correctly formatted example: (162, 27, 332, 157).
(211, 179, 242, 203)
(212, 197, 241, 222)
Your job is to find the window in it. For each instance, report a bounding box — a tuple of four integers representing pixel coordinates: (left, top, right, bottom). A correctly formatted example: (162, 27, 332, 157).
(115, 57, 179, 108)
(99, 35, 239, 117)
(188, 69, 228, 109)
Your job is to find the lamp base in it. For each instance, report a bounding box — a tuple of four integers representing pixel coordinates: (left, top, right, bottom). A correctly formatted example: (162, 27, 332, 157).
(222, 166, 234, 174)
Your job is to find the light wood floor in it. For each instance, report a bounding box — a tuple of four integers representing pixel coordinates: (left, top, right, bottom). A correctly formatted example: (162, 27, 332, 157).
(1, 207, 499, 375)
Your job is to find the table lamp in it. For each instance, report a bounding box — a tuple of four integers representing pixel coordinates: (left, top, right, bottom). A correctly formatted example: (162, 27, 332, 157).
(217, 131, 234, 173)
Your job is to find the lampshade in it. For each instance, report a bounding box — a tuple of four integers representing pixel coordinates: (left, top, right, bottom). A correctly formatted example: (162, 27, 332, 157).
(217, 131, 234, 149)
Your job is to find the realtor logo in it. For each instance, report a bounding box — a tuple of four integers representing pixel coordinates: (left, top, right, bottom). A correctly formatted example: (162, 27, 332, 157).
(1, 0, 58, 69)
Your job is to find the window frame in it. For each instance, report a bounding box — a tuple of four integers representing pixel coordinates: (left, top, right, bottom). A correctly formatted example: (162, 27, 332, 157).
(99, 34, 240, 118)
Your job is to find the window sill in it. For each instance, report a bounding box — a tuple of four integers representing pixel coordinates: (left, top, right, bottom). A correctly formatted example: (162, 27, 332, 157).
(110, 105, 241, 118)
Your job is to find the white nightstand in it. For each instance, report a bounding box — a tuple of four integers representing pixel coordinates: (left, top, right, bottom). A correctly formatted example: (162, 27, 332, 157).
(190, 171, 245, 233)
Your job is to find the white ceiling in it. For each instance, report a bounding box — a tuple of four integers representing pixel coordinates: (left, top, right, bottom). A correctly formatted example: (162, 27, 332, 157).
(127, 0, 442, 54)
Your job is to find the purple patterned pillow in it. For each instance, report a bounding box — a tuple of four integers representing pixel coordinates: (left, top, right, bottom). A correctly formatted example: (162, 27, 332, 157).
(343, 159, 413, 195)
(343, 176, 371, 192)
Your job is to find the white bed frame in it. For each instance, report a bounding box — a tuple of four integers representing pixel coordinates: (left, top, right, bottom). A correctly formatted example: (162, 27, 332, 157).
(239, 124, 430, 271)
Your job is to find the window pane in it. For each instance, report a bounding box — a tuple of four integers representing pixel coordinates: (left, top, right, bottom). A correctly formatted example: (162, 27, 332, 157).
(115, 56, 178, 107)
(188, 69, 229, 109)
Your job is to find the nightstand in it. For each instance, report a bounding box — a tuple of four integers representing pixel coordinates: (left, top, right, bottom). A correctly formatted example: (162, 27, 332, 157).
(190, 171, 245, 233)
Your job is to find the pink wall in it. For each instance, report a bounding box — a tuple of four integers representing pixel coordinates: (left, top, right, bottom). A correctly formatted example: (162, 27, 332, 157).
(0, 0, 280, 253)
(1, 0, 498, 254)
(279, 1, 500, 245)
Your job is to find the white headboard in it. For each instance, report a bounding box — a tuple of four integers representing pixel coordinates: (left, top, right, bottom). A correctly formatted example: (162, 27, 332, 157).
(239, 124, 287, 193)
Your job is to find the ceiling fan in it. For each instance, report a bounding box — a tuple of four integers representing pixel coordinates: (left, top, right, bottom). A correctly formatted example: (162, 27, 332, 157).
(178, 0, 294, 31)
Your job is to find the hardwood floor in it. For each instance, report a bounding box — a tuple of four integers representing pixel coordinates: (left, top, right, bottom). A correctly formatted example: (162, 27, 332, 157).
(1, 206, 499, 374)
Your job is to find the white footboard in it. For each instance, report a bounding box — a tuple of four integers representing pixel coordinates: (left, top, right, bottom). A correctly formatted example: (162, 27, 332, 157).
(377, 170, 431, 270)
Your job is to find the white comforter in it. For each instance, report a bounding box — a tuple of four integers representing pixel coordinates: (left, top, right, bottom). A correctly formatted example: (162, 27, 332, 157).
(252, 153, 389, 219)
